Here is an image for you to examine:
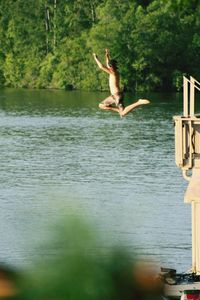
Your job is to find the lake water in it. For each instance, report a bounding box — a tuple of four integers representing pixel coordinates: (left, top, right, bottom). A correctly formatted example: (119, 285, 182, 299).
(0, 88, 197, 272)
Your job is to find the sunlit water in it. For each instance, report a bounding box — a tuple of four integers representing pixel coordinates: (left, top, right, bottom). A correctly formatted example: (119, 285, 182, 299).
(1, 88, 199, 272)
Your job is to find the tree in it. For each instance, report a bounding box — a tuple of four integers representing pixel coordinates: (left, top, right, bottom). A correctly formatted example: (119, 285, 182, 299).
(0, 0, 199, 91)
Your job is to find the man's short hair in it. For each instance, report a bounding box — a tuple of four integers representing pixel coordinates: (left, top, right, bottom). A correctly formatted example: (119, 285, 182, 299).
(108, 59, 118, 69)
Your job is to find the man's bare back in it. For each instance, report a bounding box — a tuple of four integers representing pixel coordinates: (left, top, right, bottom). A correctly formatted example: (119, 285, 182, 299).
(93, 49, 150, 117)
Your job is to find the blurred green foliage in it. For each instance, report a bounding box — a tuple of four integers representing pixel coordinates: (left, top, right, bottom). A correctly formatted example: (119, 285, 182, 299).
(1, 216, 163, 300)
(0, 0, 199, 91)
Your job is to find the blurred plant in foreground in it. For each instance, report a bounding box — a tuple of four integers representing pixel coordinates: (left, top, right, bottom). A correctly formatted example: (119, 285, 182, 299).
(0, 216, 164, 300)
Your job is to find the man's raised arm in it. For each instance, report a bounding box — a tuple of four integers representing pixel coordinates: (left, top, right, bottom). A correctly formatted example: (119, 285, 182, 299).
(105, 49, 110, 67)
(93, 53, 110, 74)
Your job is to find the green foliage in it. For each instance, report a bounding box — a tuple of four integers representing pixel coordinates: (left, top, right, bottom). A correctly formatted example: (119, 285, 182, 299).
(0, 0, 199, 91)
(14, 215, 163, 300)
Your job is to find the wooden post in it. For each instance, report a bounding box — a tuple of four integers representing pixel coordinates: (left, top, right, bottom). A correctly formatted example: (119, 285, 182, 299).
(190, 76, 195, 117)
(183, 76, 188, 117)
(192, 201, 196, 273)
(185, 169, 200, 274)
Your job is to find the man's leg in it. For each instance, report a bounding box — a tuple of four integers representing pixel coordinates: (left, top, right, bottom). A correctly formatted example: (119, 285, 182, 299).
(98, 95, 120, 114)
(121, 99, 150, 117)
(99, 103, 119, 113)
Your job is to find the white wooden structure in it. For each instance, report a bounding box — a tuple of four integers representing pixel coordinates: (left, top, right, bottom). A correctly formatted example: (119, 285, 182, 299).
(174, 76, 200, 274)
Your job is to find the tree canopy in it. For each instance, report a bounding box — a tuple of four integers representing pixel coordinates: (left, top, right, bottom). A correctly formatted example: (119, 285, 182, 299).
(0, 0, 199, 91)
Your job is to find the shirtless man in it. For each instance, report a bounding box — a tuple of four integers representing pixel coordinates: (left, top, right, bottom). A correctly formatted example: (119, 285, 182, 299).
(93, 49, 150, 117)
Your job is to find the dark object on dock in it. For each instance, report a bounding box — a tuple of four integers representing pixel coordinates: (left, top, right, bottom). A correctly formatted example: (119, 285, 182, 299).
(160, 267, 200, 299)
(160, 267, 177, 285)
(161, 268, 200, 285)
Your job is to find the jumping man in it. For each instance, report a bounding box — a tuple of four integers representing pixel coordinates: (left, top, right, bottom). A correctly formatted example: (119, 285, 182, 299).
(93, 49, 150, 117)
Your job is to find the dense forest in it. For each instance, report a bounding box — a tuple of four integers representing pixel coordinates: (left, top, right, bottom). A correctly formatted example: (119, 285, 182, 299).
(0, 0, 199, 92)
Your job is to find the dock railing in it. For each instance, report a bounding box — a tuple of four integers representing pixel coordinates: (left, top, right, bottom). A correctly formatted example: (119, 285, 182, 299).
(174, 76, 200, 180)
(183, 76, 200, 117)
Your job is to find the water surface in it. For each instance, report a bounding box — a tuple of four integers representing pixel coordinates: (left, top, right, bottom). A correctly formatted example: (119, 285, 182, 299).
(0, 88, 197, 271)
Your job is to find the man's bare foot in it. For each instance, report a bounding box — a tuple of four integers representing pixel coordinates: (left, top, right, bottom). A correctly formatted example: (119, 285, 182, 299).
(138, 99, 150, 105)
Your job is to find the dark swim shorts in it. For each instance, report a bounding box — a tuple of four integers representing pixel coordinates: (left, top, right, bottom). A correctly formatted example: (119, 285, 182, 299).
(101, 92, 124, 108)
